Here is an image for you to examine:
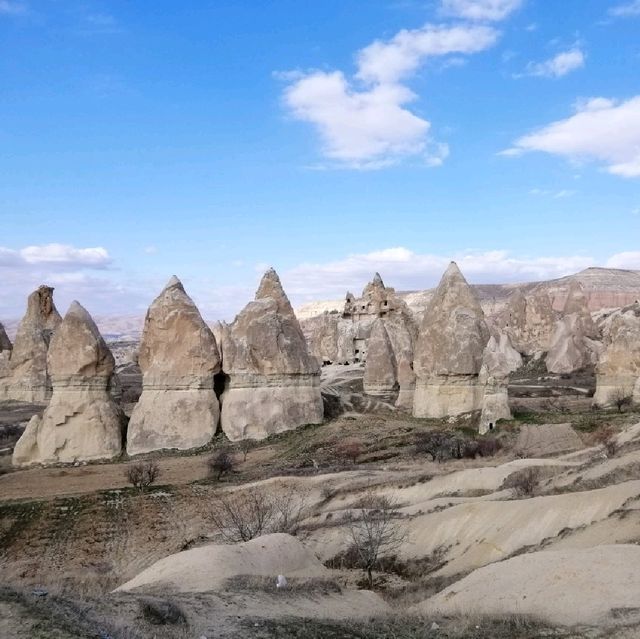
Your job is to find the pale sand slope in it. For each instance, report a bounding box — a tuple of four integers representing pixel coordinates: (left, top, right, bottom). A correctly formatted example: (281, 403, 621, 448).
(115, 533, 328, 593)
(335, 457, 581, 515)
(307, 480, 640, 578)
(415, 545, 640, 626)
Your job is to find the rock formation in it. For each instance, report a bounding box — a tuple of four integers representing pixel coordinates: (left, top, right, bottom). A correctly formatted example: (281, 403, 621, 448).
(363, 319, 397, 400)
(0, 285, 61, 402)
(478, 332, 522, 434)
(546, 282, 601, 374)
(593, 303, 640, 408)
(497, 287, 556, 356)
(0, 322, 12, 380)
(12, 302, 123, 466)
(220, 268, 323, 441)
(413, 262, 490, 418)
(126, 276, 221, 455)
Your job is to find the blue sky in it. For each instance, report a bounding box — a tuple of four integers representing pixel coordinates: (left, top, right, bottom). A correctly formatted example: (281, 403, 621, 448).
(1, 0, 639, 320)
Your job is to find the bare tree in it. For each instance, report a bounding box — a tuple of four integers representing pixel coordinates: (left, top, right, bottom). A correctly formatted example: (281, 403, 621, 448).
(126, 460, 160, 493)
(209, 449, 234, 480)
(609, 388, 633, 413)
(238, 439, 252, 462)
(208, 487, 274, 542)
(271, 485, 310, 535)
(347, 493, 406, 589)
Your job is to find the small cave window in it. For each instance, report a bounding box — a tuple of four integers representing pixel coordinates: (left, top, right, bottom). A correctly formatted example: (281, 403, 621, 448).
(488, 422, 494, 431)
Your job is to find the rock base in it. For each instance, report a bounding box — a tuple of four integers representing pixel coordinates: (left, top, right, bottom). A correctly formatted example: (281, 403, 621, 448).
(127, 388, 219, 455)
(12, 387, 123, 467)
(413, 376, 483, 418)
(221, 377, 323, 441)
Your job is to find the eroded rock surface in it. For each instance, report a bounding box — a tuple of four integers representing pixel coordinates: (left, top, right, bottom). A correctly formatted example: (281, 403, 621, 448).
(12, 302, 123, 466)
(0, 285, 61, 402)
(478, 332, 522, 434)
(126, 276, 221, 455)
(546, 282, 601, 374)
(220, 268, 323, 441)
(497, 287, 556, 356)
(363, 319, 397, 400)
(593, 303, 640, 407)
(413, 262, 490, 418)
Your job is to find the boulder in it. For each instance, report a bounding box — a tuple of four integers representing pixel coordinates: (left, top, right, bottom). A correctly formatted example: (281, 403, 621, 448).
(593, 303, 640, 407)
(220, 268, 323, 441)
(12, 302, 123, 466)
(363, 319, 397, 400)
(478, 332, 522, 434)
(413, 262, 490, 418)
(546, 282, 601, 374)
(0, 285, 61, 402)
(126, 276, 221, 455)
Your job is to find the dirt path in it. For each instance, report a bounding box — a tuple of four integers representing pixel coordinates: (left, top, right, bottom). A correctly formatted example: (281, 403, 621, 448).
(0, 454, 212, 501)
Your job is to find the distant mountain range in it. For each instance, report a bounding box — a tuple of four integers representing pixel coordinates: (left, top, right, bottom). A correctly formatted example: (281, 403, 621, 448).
(2, 267, 640, 342)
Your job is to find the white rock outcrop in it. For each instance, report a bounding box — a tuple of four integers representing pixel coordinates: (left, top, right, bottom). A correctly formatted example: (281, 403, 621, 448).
(0, 285, 61, 402)
(12, 302, 123, 466)
(498, 287, 556, 356)
(126, 276, 221, 455)
(363, 319, 397, 400)
(478, 332, 522, 434)
(413, 262, 490, 418)
(220, 268, 323, 441)
(593, 303, 640, 408)
(546, 282, 601, 374)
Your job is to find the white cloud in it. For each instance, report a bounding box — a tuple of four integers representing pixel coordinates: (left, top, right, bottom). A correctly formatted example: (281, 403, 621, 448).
(610, 0, 640, 17)
(524, 48, 585, 78)
(19, 244, 112, 267)
(281, 247, 596, 303)
(282, 24, 498, 168)
(356, 24, 498, 84)
(504, 96, 640, 178)
(440, 0, 523, 21)
(606, 252, 640, 269)
(143, 245, 158, 255)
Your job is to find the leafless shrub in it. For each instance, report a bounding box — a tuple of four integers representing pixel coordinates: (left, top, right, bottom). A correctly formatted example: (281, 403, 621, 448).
(591, 424, 618, 456)
(208, 484, 312, 542)
(414, 431, 450, 462)
(139, 597, 186, 625)
(126, 461, 160, 493)
(477, 437, 502, 457)
(502, 467, 541, 497)
(208, 448, 234, 480)
(347, 492, 406, 588)
(208, 487, 274, 542)
(270, 485, 311, 535)
(335, 438, 363, 464)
